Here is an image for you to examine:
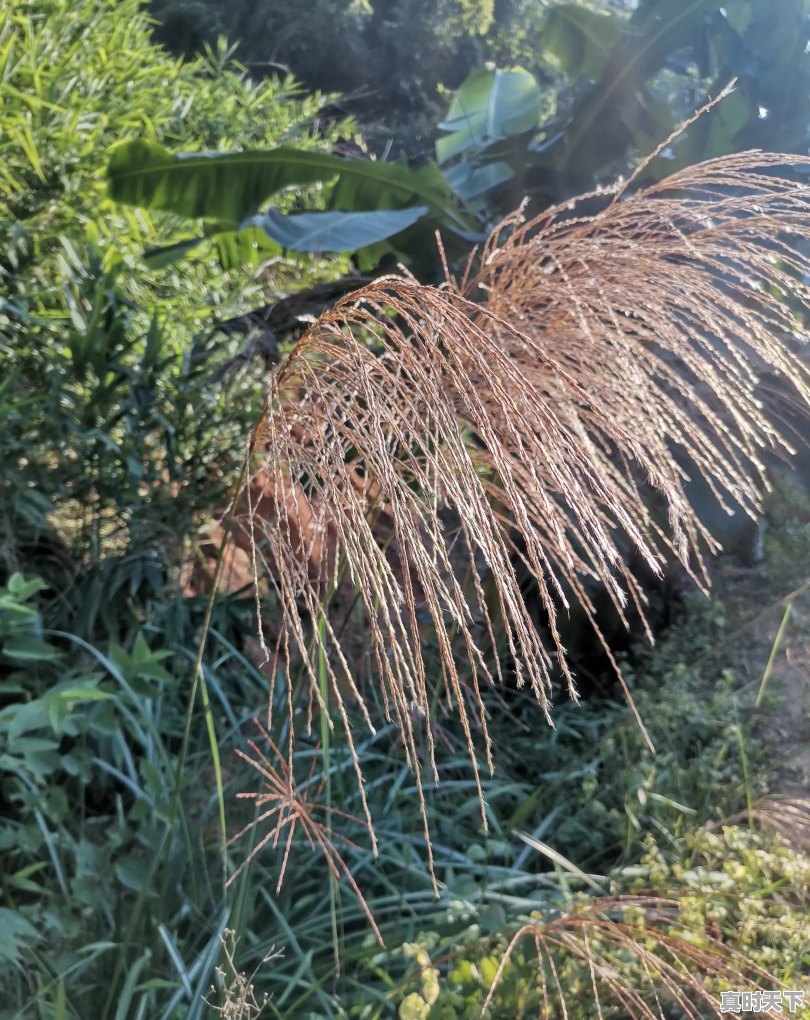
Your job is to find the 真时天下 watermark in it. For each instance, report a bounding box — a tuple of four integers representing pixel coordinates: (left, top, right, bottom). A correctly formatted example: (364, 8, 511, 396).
(719, 990, 806, 1014)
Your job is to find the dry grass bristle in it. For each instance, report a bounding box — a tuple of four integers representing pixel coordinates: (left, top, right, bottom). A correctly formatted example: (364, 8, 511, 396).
(728, 796, 810, 852)
(481, 893, 782, 1018)
(231, 150, 810, 890)
(226, 722, 382, 943)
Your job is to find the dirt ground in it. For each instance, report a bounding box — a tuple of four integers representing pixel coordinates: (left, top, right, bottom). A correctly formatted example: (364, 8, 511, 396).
(712, 475, 810, 830)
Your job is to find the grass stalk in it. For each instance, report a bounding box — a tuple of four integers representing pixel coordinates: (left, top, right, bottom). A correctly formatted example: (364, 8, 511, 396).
(755, 601, 794, 709)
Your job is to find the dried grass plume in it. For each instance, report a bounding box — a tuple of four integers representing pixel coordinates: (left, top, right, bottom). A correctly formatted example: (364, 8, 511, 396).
(229, 146, 810, 884)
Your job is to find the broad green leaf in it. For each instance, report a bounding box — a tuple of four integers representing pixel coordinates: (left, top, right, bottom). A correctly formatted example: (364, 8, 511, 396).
(696, 87, 751, 157)
(534, 0, 720, 190)
(479, 956, 500, 986)
(115, 854, 151, 892)
(327, 158, 476, 234)
(1, 700, 49, 741)
(399, 993, 431, 1020)
(220, 204, 470, 271)
(436, 67, 540, 164)
(540, 4, 621, 81)
(724, 1, 754, 34)
(626, 0, 719, 79)
(443, 160, 514, 202)
(247, 206, 428, 253)
(107, 139, 456, 228)
(645, 89, 750, 178)
(47, 684, 114, 704)
(7, 736, 60, 752)
(107, 139, 326, 224)
(213, 224, 282, 271)
(6, 573, 48, 601)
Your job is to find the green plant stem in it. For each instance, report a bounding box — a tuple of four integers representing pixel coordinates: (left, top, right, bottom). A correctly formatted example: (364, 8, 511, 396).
(732, 711, 754, 823)
(755, 601, 793, 709)
(172, 457, 254, 874)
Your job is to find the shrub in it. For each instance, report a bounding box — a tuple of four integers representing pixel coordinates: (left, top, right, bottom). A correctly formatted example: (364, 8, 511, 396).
(0, 0, 351, 618)
(0, 1, 353, 1014)
(383, 822, 810, 1018)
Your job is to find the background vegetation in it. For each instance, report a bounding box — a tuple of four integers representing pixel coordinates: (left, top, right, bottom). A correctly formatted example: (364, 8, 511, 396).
(1, 0, 809, 1017)
(148, 0, 810, 168)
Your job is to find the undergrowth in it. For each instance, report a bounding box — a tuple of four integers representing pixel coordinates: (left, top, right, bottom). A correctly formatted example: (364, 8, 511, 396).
(4, 506, 808, 1017)
(217, 572, 807, 1016)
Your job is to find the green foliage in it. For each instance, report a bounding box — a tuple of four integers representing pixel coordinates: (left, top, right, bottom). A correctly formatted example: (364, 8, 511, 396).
(105, 137, 475, 268)
(538, 4, 620, 81)
(436, 66, 541, 163)
(0, 0, 346, 277)
(762, 479, 810, 584)
(147, 0, 810, 190)
(0, 0, 360, 1015)
(434, 66, 539, 207)
(380, 823, 809, 1018)
(436, 0, 810, 215)
(200, 588, 777, 1014)
(122, 0, 810, 275)
(0, 569, 264, 1018)
(1, 255, 239, 636)
(147, 0, 502, 152)
(242, 207, 429, 256)
(629, 825, 810, 977)
(0, 0, 352, 608)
